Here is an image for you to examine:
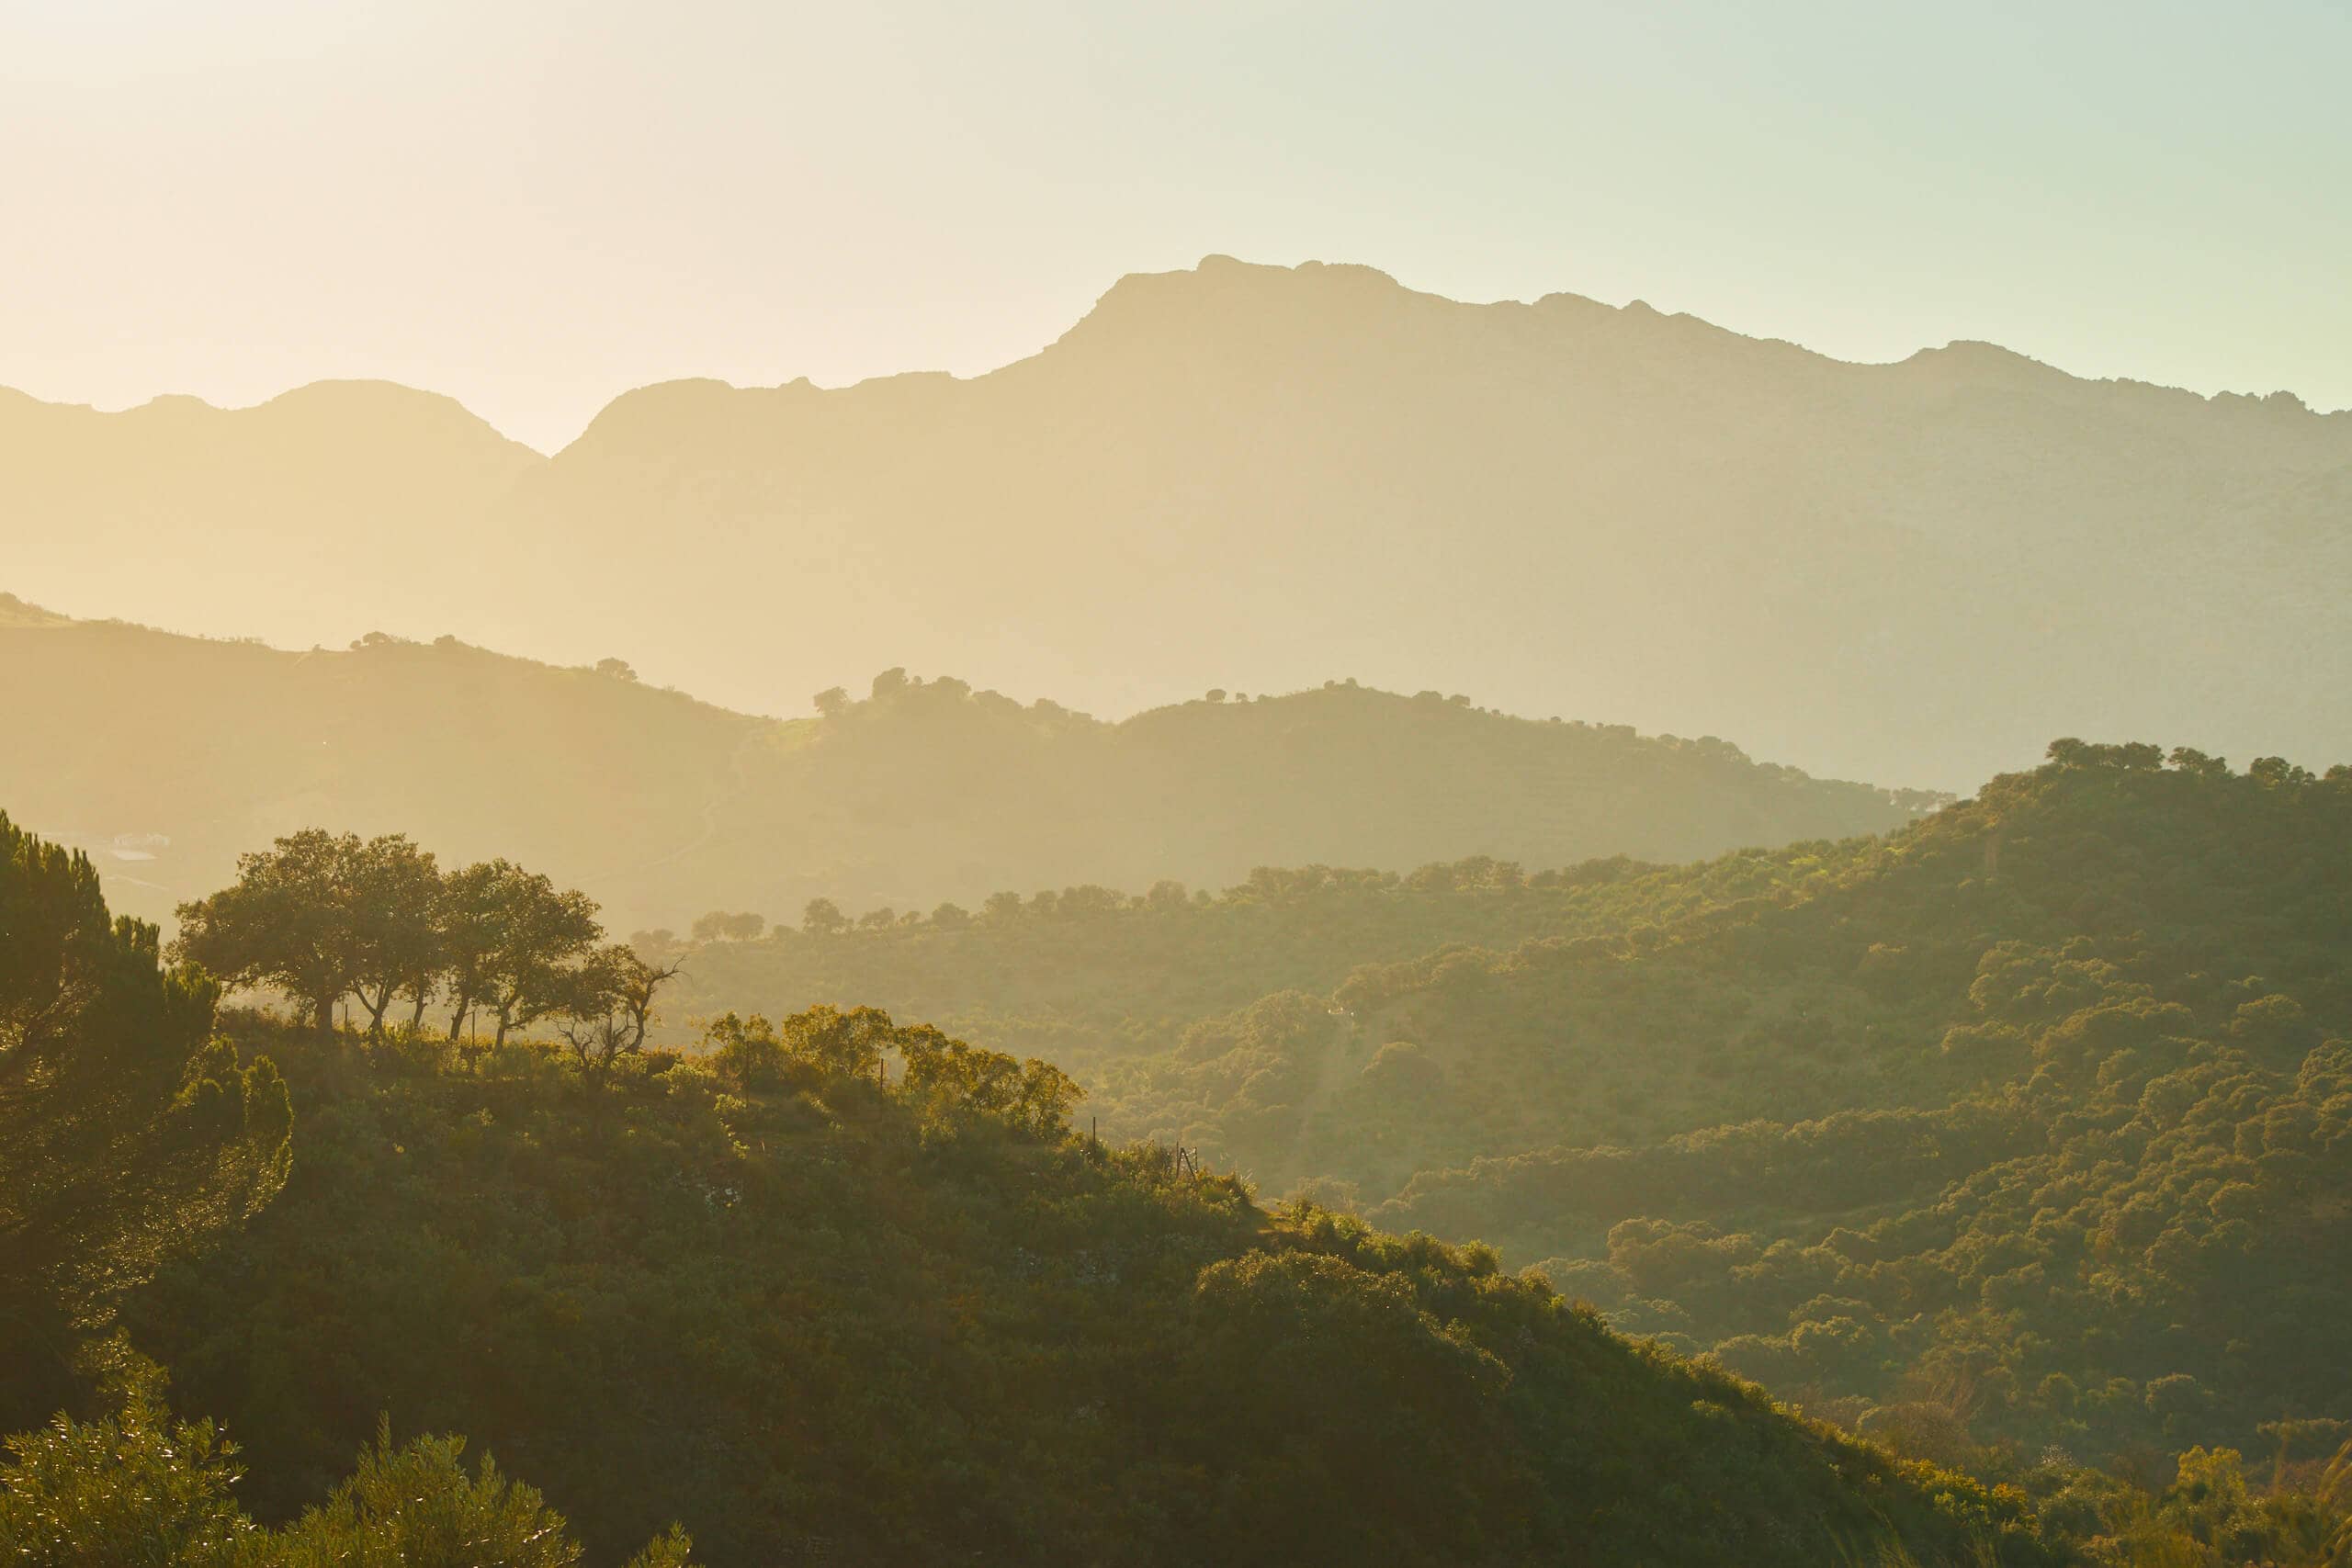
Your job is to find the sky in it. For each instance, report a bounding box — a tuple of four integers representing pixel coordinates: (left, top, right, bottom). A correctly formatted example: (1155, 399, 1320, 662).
(4, 0, 2347, 455)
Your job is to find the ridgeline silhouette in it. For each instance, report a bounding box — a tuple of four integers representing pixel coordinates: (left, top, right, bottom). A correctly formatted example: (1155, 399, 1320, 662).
(7, 257, 2346, 786)
(0, 610, 1927, 931)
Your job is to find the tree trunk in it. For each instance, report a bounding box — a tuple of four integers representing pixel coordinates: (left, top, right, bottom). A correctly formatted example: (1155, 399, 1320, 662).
(316, 993, 339, 1040)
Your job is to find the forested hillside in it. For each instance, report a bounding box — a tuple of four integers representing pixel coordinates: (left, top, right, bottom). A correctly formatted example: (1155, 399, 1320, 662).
(120, 1016, 2073, 1567)
(17, 790, 2352, 1562)
(1091, 746, 2352, 1473)
(647, 746, 2352, 1478)
(5, 809, 2076, 1567)
(0, 608, 1926, 930)
(10, 256, 2350, 785)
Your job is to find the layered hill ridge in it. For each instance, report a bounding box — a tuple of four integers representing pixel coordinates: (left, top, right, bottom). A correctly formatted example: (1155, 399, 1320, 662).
(9, 255, 2349, 784)
(639, 743, 2352, 1474)
(0, 607, 1925, 932)
(1125, 748, 2352, 1465)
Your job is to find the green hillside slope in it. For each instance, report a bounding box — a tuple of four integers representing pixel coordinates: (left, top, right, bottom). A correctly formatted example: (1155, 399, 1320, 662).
(1159, 746, 2352, 1467)
(18, 801, 2352, 1564)
(120, 1015, 2055, 1567)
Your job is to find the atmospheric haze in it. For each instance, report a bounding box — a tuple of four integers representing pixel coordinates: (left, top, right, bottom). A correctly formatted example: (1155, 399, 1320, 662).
(6, 254, 2348, 789)
(7, 6, 2352, 1566)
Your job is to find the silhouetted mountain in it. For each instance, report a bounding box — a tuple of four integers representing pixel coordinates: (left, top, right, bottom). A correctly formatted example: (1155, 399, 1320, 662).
(0, 611, 1921, 931)
(1, 380, 537, 649)
(9, 258, 2348, 784)
(0, 613, 752, 931)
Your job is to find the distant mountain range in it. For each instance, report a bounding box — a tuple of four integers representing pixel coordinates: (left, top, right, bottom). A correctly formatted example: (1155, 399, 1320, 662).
(7, 255, 2348, 785)
(0, 601, 1927, 931)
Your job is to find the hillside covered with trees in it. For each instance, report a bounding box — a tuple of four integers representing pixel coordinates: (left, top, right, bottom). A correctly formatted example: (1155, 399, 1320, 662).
(640, 745, 2352, 1498)
(1108, 748, 2352, 1480)
(0, 605, 1929, 931)
(17, 775, 2352, 1563)
(2, 807, 2100, 1567)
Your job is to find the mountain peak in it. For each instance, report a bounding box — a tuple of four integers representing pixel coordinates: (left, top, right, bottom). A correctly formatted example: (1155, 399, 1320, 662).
(1053, 254, 1426, 353)
(130, 391, 219, 415)
(1, 379, 539, 457)
(1894, 338, 2067, 386)
(251, 379, 545, 457)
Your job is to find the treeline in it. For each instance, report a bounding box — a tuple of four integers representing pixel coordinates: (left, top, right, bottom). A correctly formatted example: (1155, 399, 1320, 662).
(642, 857, 1615, 1077)
(173, 830, 679, 1074)
(640, 848, 1843, 1079)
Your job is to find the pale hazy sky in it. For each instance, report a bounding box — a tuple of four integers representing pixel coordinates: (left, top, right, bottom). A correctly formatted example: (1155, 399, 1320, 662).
(5, 0, 2346, 454)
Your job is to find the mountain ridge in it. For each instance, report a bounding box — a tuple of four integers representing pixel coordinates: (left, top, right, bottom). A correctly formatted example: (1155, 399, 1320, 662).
(12, 257, 2341, 456)
(7, 254, 2350, 785)
(3, 376, 541, 453)
(0, 604, 1930, 933)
